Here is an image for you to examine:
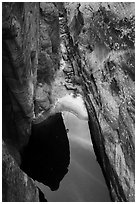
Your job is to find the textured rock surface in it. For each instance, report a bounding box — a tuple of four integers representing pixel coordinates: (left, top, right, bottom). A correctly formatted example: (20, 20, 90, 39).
(63, 2, 135, 201)
(35, 2, 60, 118)
(2, 2, 41, 201)
(2, 2, 62, 202)
(2, 2, 39, 149)
(2, 142, 39, 202)
(38, 2, 59, 82)
(2, 2, 135, 202)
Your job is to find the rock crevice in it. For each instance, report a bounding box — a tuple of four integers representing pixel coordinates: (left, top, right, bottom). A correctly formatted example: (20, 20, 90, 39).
(2, 2, 135, 202)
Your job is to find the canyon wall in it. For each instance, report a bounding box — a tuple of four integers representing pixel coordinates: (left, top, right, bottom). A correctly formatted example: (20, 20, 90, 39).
(63, 2, 135, 201)
(2, 2, 61, 201)
(2, 2, 40, 201)
(2, 2, 135, 202)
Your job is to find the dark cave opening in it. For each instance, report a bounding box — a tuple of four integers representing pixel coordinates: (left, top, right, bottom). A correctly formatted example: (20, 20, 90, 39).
(20, 113, 70, 191)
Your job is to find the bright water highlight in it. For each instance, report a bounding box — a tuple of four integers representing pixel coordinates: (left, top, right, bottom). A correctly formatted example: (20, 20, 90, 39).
(40, 95, 111, 201)
(54, 93, 88, 121)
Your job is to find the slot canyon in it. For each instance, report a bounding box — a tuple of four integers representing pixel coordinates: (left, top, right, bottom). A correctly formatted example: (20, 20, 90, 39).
(2, 2, 135, 202)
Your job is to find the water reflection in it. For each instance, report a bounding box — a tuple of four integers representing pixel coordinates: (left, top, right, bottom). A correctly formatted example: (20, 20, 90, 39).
(41, 112, 111, 202)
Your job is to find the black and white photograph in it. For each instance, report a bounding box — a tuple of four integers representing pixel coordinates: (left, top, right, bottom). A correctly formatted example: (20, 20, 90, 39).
(2, 1, 135, 202)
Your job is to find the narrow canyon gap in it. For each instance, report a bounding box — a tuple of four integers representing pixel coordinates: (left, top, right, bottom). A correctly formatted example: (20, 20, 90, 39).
(37, 110, 111, 202)
(2, 2, 135, 202)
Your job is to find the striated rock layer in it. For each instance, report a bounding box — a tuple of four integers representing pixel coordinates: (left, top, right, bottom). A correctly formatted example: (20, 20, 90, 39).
(2, 2, 39, 151)
(63, 2, 135, 201)
(2, 2, 41, 201)
(2, 2, 67, 201)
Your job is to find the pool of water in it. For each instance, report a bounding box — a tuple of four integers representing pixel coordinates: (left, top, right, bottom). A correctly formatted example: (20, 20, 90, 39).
(39, 110, 111, 202)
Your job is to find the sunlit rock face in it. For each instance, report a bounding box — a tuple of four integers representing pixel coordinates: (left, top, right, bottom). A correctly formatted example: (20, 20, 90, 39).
(64, 2, 135, 201)
(84, 50, 135, 201)
(55, 94, 88, 121)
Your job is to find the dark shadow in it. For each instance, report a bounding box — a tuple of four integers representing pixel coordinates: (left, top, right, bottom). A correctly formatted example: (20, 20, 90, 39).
(20, 113, 70, 191)
(38, 187, 47, 202)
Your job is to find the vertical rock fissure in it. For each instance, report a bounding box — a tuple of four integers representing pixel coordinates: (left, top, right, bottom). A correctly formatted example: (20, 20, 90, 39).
(58, 4, 114, 201)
